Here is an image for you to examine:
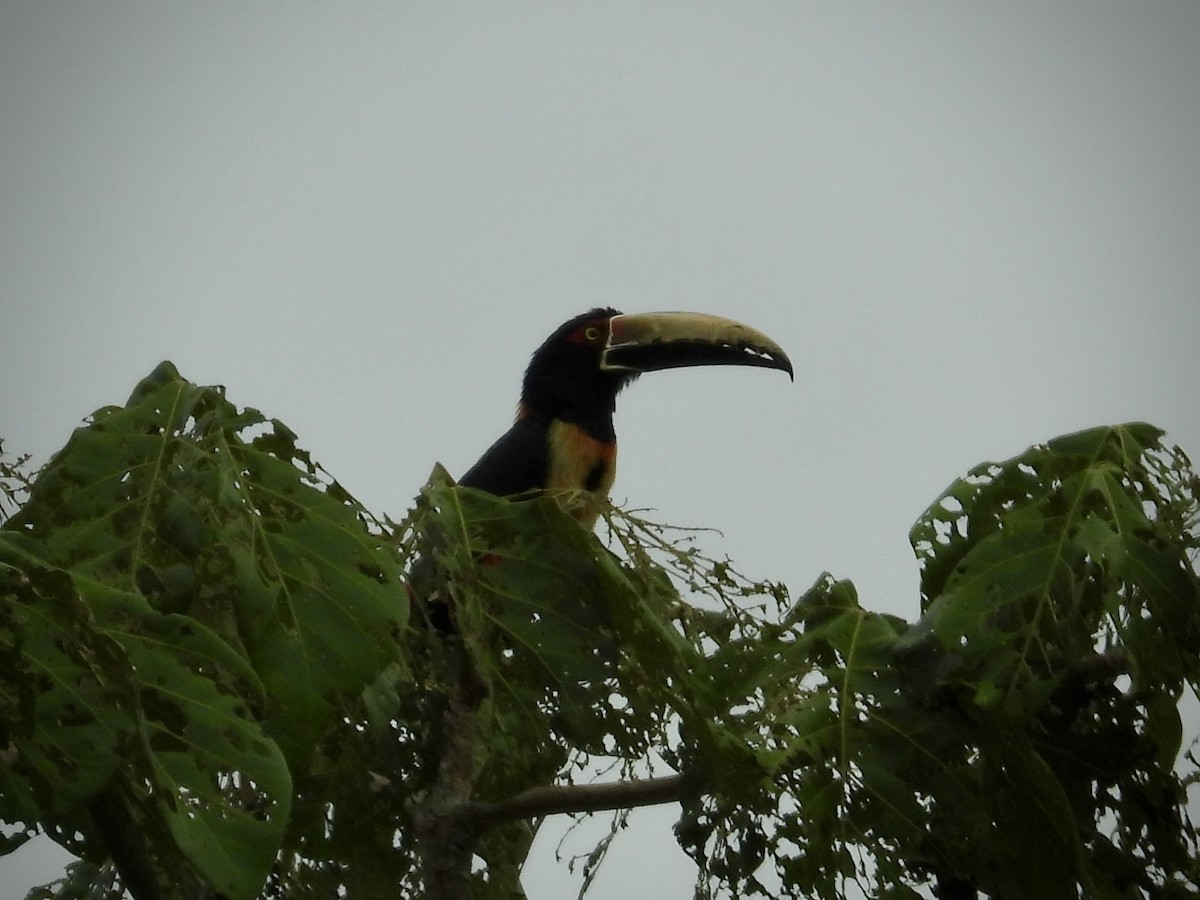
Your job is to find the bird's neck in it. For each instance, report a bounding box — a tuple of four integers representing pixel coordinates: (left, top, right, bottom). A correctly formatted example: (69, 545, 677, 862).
(519, 401, 616, 444)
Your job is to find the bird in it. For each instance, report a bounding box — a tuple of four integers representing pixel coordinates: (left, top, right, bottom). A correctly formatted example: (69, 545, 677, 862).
(409, 308, 791, 639)
(458, 308, 793, 525)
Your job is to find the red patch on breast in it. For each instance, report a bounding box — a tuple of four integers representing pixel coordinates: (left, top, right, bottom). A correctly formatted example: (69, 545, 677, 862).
(546, 421, 618, 515)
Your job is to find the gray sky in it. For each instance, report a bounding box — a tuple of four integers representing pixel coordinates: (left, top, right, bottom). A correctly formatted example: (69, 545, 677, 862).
(3, 3, 1199, 897)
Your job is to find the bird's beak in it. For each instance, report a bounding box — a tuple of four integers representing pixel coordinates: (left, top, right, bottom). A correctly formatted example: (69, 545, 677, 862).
(601, 312, 794, 380)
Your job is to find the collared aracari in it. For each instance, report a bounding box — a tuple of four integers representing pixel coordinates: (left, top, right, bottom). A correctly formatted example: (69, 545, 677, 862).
(459, 308, 793, 523)
(412, 308, 790, 635)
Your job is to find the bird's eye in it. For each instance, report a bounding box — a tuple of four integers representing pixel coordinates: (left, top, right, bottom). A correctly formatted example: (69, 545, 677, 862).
(584, 326, 601, 342)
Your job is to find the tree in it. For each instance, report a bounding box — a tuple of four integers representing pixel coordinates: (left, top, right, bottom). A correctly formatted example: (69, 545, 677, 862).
(2, 362, 1199, 899)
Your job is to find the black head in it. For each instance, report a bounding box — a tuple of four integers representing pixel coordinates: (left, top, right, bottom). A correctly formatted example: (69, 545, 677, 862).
(519, 307, 794, 425)
(521, 308, 633, 423)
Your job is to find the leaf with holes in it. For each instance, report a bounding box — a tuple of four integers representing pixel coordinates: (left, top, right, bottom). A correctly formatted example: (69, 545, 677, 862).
(1, 361, 409, 895)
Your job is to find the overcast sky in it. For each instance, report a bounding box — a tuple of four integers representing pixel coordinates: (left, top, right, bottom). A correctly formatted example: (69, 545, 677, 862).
(3, 3, 1199, 897)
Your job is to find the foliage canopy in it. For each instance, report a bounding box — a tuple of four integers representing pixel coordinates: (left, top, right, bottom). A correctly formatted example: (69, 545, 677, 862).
(1, 362, 1198, 899)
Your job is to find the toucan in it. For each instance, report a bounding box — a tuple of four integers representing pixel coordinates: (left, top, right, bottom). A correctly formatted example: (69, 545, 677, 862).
(458, 308, 792, 523)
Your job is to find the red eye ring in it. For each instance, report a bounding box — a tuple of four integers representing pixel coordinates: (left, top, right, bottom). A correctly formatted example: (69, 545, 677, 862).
(567, 322, 605, 345)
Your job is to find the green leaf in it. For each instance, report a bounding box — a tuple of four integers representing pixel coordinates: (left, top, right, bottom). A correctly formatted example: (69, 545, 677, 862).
(0, 540, 290, 899)
(909, 423, 1199, 711)
(0, 552, 132, 824)
(7, 361, 409, 766)
(1, 362, 409, 897)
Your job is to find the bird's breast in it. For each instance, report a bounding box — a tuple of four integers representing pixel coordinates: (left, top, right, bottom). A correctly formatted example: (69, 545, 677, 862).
(545, 419, 617, 525)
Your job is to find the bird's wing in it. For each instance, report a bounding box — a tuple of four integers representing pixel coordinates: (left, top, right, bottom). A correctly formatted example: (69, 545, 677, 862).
(458, 415, 550, 496)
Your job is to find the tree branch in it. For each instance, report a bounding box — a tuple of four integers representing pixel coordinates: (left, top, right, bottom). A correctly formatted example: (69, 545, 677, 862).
(473, 773, 693, 829)
(412, 640, 488, 900)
